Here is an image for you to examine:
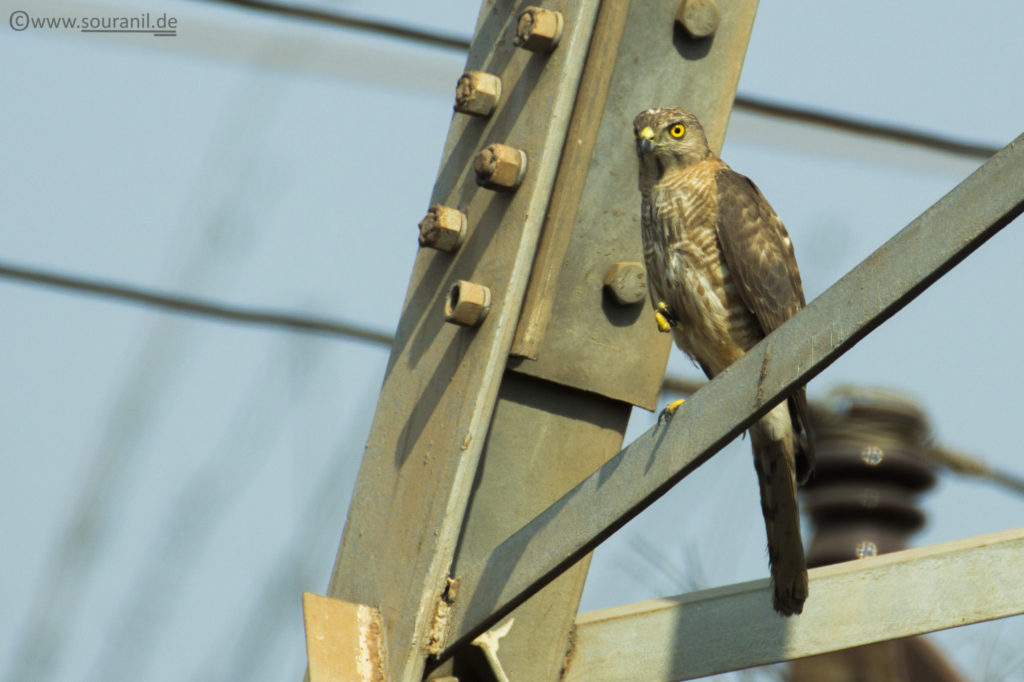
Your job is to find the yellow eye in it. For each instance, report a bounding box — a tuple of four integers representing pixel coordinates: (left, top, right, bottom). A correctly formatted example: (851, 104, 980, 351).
(669, 123, 685, 138)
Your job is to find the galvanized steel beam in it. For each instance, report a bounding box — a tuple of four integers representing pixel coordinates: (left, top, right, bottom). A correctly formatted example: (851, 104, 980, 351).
(564, 526, 1024, 681)
(437, 130, 1024, 659)
(430, 373, 632, 680)
(318, 3, 601, 680)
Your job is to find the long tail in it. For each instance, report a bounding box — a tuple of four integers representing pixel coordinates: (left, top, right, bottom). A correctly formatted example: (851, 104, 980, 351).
(750, 402, 809, 616)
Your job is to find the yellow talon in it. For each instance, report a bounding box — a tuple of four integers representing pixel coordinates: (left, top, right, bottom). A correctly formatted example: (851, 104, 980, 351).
(658, 398, 685, 424)
(655, 301, 678, 333)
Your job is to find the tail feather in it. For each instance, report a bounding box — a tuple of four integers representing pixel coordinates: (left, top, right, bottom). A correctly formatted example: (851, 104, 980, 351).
(788, 387, 815, 485)
(751, 404, 809, 616)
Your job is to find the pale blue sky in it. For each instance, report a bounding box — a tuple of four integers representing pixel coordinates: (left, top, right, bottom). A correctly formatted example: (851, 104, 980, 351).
(2, 1, 1022, 680)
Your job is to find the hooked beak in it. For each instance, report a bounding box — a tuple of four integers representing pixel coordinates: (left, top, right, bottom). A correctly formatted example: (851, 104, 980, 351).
(636, 126, 656, 156)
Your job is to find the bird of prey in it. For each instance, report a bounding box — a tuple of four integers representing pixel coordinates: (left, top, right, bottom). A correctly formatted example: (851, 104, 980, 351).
(633, 106, 814, 616)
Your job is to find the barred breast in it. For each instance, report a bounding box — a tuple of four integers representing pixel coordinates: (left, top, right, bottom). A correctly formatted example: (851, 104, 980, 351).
(641, 158, 763, 376)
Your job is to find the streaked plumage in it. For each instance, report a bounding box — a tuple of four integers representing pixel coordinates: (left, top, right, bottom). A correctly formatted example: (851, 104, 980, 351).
(633, 107, 814, 616)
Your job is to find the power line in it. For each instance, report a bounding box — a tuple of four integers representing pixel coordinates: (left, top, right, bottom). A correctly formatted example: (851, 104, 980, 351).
(192, 0, 471, 50)
(15, 251, 1024, 497)
(660, 378, 1024, 498)
(733, 94, 999, 159)
(0, 258, 696, 395)
(200, 0, 1001, 160)
(0, 260, 393, 346)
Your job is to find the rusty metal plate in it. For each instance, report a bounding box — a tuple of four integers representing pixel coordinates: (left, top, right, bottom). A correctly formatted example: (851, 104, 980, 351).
(510, 0, 760, 410)
(303, 594, 384, 682)
(322, 2, 601, 681)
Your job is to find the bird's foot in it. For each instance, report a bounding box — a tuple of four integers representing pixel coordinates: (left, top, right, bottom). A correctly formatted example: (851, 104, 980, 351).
(654, 301, 679, 333)
(658, 398, 685, 424)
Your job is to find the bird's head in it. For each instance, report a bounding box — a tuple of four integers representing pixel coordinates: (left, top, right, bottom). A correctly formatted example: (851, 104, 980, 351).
(633, 107, 711, 185)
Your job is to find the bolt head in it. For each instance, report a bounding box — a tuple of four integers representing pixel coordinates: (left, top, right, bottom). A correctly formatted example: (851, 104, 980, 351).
(513, 7, 564, 53)
(675, 0, 720, 39)
(454, 71, 502, 117)
(473, 144, 526, 191)
(418, 204, 466, 252)
(445, 280, 491, 327)
(603, 261, 647, 305)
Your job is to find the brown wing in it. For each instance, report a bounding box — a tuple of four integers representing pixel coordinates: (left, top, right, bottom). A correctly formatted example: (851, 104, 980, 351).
(713, 169, 805, 333)
(714, 168, 815, 479)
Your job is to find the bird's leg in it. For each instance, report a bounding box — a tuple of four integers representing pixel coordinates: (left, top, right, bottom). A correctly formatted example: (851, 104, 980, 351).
(654, 301, 680, 333)
(658, 398, 685, 424)
(655, 301, 685, 423)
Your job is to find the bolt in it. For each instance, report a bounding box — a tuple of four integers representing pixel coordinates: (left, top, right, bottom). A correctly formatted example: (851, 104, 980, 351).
(603, 261, 647, 305)
(418, 204, 467, 252)
(513, 7, 564, 53)
(445, 280, 491, 327)
(473, 144, 526, 191)
(454, 71, 502, 117)
(675, 0, 720, 39)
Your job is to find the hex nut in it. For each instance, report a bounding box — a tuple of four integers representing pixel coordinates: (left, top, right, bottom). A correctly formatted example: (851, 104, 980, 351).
(603, 261, 647, 305)
(418, 204, 467, 252)
(473, 144, 527, 191)
(454, 71, 502, 117)
(513, 7, 564, 53)
(675, 0, 720, 39)
(445, 280, 491, 327)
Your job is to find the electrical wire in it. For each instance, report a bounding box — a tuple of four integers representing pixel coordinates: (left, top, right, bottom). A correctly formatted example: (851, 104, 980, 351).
(0, 257, 700, 399)
(733, 94, 999, 159)
(661, 380, 1024, 498)
(190, 0, 471, 50)
(14, 253, 1024, 501)
(198, 0, 1002, 160)
(10, 252, 1024, 504)
(0, 260, 393, 347)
